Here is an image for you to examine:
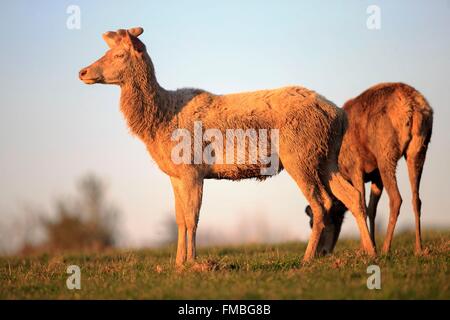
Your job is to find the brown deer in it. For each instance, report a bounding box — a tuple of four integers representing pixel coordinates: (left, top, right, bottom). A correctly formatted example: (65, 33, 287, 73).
(305, 83, 433, 255)
(79, 27, 375, 266)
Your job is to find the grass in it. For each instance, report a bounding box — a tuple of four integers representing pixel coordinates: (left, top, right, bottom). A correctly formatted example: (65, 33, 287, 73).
(0, 231, 448, 299)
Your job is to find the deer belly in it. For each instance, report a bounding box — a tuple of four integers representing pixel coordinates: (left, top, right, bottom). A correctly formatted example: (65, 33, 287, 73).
(206, 163, 283, 181)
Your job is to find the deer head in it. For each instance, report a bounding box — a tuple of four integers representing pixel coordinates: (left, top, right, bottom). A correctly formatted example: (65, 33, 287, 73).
(79, 27, 146, 85)
(304, 201, 347, 255)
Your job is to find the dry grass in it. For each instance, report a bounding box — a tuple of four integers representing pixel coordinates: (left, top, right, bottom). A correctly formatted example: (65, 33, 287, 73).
(0, 230, 448, 299)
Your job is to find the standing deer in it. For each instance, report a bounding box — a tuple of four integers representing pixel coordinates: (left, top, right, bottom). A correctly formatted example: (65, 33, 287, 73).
(305, 83, 433, 255)
(79, 27, 375, 265)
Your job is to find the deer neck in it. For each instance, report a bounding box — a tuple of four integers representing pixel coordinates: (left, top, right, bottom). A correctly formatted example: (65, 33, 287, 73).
(119, 57, 167, 141)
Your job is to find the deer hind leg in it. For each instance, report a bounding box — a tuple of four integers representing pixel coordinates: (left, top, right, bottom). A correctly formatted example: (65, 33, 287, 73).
(287, 173, 328, 261)
(367, 171, 383, 247)
(302, 183, 330, 262)
(405, 134, 429, 254)
(170, 175, 204, 265)
(280, 158, 330, 261)
(327, 171, 376, 257)
(379, 161, 402, 254)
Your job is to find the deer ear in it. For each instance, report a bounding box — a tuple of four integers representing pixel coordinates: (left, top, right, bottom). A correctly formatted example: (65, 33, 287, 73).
(122, 30, 146, 53)
(102, 31, 119, 48)
(128, 27, 144, 37)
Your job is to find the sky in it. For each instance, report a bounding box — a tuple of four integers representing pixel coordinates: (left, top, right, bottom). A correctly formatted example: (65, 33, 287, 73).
(0, 0, 449, 249)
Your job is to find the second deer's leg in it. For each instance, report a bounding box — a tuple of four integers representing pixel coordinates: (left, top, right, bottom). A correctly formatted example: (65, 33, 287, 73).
(367, 172, 383, 247)
(379, 163, 402, 254)
(406, 135, 429, 254)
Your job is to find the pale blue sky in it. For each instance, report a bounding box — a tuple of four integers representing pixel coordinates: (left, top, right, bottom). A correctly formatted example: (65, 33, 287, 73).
(1, 1, 449, 248)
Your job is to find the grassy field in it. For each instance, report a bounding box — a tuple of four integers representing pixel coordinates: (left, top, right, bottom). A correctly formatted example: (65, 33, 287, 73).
(0, 231, 448, 299)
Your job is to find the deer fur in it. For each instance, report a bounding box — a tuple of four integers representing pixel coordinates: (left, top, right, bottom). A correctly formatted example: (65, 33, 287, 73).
(79, 27, 376, 265)
(306, 83, 433, 255)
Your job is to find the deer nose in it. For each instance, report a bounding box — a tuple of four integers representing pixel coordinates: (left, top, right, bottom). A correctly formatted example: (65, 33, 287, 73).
(79, 68, 88, 79)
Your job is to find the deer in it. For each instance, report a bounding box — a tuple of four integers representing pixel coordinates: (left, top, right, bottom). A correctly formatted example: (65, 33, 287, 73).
(305, 83, 433, 256)
(79, 27, 376, 266)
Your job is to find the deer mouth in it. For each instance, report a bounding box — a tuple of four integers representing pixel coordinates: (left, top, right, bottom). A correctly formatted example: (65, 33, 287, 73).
(81, 78, 100, 85)
(79, 69, 103, 84)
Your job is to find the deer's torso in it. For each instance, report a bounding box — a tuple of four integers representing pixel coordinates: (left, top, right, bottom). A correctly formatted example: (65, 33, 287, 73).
(137, 86, 339, 180)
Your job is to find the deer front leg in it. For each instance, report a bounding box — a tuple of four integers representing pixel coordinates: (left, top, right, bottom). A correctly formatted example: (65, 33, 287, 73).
(171, 175, 204, 264)
(170, 177, 187, 266)
(185, 178, 203, 262)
